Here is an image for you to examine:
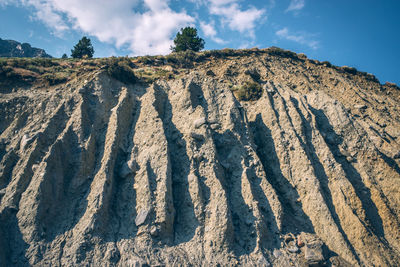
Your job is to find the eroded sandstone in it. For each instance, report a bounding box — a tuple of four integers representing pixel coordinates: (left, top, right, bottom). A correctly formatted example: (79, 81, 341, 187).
(0, 49, 399, 266)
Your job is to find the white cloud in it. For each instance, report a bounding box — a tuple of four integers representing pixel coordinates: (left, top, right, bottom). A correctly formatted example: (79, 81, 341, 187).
(200, 21, 225, 44)
(3, 0, 194, 55)
(286, 0, 305, 12)
(209, 1, 265, 38)
(26, 0, 69, 35)
(209, 0, 236, 5)
(238, 41, 254, 49)
(0, 0, 14, 5)
(3, 0, 268, 54)
(276, 27, 319, 49)
(189, 0, 266, 40)
(131, 8, 194, 55)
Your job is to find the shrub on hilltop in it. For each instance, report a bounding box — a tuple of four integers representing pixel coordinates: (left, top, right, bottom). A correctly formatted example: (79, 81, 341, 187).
(231, 81, 263, 101)
(106, 57, 136, 84)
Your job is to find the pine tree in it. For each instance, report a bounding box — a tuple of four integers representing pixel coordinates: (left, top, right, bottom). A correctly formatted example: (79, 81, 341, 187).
(71, 37, 94, 58)
(171, 27, 205, 52)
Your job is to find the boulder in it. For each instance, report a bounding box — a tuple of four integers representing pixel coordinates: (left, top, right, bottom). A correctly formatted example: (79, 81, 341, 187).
(194, 117, 206, 128)
(135, 209, 149, 226)
(354, 104, 367, 110)
(191, 132, 204, 141)
(287, 241, 299, 253)
(119, 159, 137, 178)
(304, 241, 324, 265)
(0, 188, 6, 197)
(19, 134, 33, 152)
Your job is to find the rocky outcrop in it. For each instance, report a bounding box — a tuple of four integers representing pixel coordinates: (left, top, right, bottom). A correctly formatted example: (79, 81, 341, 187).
(0, 38, 51, 58)
(0, 49, 399, 266)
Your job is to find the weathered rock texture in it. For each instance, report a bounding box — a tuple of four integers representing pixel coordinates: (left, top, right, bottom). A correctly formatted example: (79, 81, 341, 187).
(0, 49, 399, 266)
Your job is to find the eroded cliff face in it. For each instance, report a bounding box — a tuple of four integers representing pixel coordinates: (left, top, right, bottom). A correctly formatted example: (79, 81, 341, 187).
(0, 49, 399, 266)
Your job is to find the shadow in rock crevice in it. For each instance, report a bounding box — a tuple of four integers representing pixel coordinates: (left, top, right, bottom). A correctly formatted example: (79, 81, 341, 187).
(249, 114, 314, 235)
(36, 86, 140, 243)
(94, 85, 147, 243)
(0, 210, 30, 266)
(187, 80, 209, 113)
(308, 104, 386, 240)
(35, 128, 82, 242)
(287, 98, 362, 263)
(60, 86, 146, 260)
(0, 150, 19, 191)
(108, 99, 143, 242)
(378, 151, 400, 176)
(153, 84, 198, 244)
(30, 91, 106, 242)
(245, 166, 281, 249)
(0, 101, 69, 204)
(212, 129, 258, 256)
(0, 141, 6, 163)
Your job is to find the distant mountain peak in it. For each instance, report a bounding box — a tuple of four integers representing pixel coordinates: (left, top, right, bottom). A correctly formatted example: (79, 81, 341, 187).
(0, 38, 52, 58)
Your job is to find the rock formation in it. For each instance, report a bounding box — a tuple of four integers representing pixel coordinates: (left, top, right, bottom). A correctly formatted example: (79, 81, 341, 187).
(0, 48, 399, 266)
(0, 38, 52, 58)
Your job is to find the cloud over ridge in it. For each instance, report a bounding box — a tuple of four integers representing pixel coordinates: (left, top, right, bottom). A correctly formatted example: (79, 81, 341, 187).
(1, 0, 315, 55)
(200, 21, 225, 44)
(4, 0, 195, 55)
(208, 0, 266, 38)
(276, 27, 318, 49)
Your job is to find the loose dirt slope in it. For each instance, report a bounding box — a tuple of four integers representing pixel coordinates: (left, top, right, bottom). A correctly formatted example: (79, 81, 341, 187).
(0, 48, 399, 266)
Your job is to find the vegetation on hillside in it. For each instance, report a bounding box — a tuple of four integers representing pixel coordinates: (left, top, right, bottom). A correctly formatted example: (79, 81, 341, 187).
(231, 81, 263, 101)
(0, 47, 393, 92)
(106, 57, 136, 84)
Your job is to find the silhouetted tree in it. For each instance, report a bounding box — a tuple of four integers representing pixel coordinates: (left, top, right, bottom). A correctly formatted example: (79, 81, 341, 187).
(71, 37, 94, 58)
(61, 53, 68, 59)
(171, 27, 205, 52)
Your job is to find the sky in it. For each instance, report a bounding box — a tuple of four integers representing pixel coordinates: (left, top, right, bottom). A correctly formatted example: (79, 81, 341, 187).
(0, 0, 399, 85)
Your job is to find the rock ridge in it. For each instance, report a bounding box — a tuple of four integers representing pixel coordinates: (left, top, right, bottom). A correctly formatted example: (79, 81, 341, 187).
(0, 49, 399, 266)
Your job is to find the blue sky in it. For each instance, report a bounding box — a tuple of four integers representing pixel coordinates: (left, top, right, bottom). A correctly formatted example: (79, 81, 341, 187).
(0, 0, 399, 85)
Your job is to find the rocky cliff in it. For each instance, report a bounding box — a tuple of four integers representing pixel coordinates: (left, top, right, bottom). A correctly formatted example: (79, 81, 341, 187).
(0, 48, 399, 266)
(0, 38, 52, 58)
